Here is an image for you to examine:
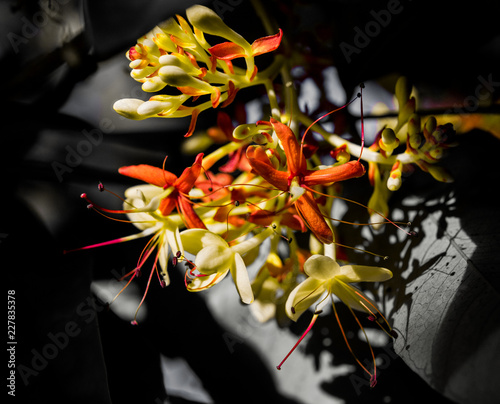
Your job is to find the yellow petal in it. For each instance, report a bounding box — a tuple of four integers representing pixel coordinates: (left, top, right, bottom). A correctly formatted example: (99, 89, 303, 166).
(337, 265, 392, 284)
(329, 280, 380, 314)
(231, 253, 254, 304)
(286, 277, 326, 321)
(180, 229, 227, 254)
(195, 245, 233, 275)
(303, 255, 341, 280)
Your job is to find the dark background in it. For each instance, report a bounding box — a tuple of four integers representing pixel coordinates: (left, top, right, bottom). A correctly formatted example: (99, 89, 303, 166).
(3, 0, 499, 403)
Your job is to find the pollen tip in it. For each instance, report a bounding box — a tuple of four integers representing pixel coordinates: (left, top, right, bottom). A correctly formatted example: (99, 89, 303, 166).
(98, 182, 105, 192)
(291, 306, 296, 314)
(130, 320, 138, 326)
(86, 204, 94, 209)
(276, 366, 282, 370)
(390, 330, 398, 339)
(172, 257, 178, 266)
(409, 230, 418, 238)
(383, 256, 389, 261)
(80, 193, 87, 198)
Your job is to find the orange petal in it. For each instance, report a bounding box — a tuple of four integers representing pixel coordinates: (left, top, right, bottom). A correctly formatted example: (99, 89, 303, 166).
(303, 160, 365, 187)
(178, 196, 207, 229)
(246, 146, 289, 191)
(208, 41, 246, 60)
(251, 29, 283, 56)
(159, 196, 177, 216)
(294, 191, 333, 244)
(270, 118, 306, 177)
(118, 164, 177, 188)
(185, 108, 200, 138)
(175, 153, 204, 194)
(211, 87, 221, 108)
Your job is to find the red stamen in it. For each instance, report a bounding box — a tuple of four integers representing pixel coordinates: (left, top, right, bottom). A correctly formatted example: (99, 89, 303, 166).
(277, 312, 319, 370)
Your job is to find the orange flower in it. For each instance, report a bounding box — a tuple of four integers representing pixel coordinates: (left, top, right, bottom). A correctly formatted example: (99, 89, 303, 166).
(118, 153, 206, 229)
(247, 119, 365, 244)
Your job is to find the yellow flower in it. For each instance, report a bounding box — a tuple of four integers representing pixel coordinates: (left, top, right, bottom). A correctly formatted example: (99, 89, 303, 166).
(278, 254, 394, 387)
(180, 227, 274, 303)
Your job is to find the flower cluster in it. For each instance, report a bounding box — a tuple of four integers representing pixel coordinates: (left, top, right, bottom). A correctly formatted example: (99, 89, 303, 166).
(70, 4, 456, 385)
(113, 5, 283, 137)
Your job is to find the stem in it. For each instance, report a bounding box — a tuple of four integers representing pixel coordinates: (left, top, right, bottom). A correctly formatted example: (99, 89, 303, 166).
(264, 79, 282, 120)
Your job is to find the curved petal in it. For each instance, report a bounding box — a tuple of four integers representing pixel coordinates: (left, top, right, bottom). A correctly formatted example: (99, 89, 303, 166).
(119, 164, 177, 188)
(294, 192, 333, 244)
(303, 160, 365, 187)
(175, 153, 204, 193)
(329, 280, 380, 314)
(246, 146, 289, 191)
(180, 229, 228, 254)
(165, 225, 183, 257)
(187, 270, 228, 292)
(195, 244, 234, 275)
(337, 265, 393, 284)
(285, 277, 326, 321)
(303, 255, 341, 280)
(231, 253, 254, 304)
(158, 237, 171, 286)
(270, 118, 306, 176)
(208, 41, 247, 60)
(251, 29, 283, 56)
(177, 196, 207, 229)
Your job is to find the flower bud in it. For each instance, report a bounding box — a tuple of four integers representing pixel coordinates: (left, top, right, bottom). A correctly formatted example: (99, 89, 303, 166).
(186, 5, 251, 53)
(395, 76, 411, 107)
(379, 128, 399, 156)
(387, 161, 403, 191)
(113, 99, 147, 120)
(142, 76, 167, 92)
(159, 66, 213, 93)
(423, 116, 437, 142)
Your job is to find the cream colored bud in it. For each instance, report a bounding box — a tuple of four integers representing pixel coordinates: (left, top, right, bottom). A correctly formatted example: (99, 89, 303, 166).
(387, 175, 401, 191)
(186, 5, 251, 52)
(142, 76, 167, 92)
(113, 99, 148, 120)
(159, 66, 213, 93)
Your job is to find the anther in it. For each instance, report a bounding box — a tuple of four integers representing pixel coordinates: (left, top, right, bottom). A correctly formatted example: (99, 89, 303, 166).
(98, 182, 105, 192)
(383, 256, 389, 260)
(172, 256, 178, 266)
(234, 200, 240, 206)
(291, 306, 296, 314)
(130, 320, 138, 326)
(390, 330, 398, 339)
(409, 230, 418, 237)
(86, 204, 94, 209)
(176, 251, 182, 258)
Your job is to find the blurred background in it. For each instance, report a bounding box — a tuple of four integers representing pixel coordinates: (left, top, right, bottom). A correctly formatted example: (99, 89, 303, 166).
(3, 0, 499, 403)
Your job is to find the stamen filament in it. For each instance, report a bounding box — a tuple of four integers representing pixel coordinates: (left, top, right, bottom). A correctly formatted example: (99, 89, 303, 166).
(277, 312, 319, 370)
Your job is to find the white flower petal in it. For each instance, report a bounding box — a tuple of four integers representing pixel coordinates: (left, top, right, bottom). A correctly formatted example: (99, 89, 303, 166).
(303, 255, 341, 280)
(231, 253, 253, 304)
(337, 265, 392, 283)
(285, 277, 326, 321)
(180, 229, 228, 255)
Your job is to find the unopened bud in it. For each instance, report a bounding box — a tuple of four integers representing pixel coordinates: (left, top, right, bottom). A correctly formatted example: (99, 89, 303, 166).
(379, 128, 399, 155)
(186, 5, 251, 53)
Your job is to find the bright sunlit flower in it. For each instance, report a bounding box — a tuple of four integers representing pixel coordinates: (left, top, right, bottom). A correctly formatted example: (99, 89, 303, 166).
(277, 253, 395, 387)
(179, 226, 274, 303)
